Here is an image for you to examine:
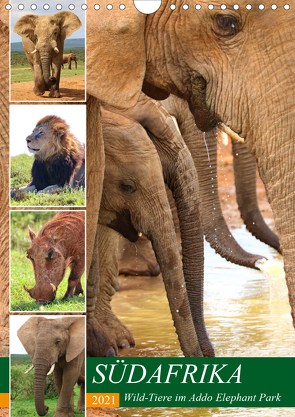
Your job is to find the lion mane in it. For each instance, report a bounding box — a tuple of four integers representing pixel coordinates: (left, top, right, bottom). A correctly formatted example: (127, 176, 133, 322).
(30, 115, 85, 191)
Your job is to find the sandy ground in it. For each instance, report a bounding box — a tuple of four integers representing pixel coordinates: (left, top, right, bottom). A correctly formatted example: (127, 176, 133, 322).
(0, 409, 9, 416)
(87, 409, 121, 417)
(10, 75, 85, 102)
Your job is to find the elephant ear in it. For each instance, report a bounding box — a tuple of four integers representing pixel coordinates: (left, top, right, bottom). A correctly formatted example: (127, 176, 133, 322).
(87, 3, 146, 109)
(66, 318, 85, 362)
(13, 15, 38, 44)
(17, 317, 46, 358)
(55, 11, 82, 40)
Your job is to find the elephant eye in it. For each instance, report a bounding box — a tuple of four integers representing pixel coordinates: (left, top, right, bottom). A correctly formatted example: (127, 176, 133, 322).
(55, 340, 61, 345)
(120, 182, 137, 194)
(214, 14, 240, 38)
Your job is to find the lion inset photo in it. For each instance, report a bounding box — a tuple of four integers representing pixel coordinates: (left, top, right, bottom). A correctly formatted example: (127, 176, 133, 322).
(10, 0, 85, 102)
(10, 210, 86, 312)
(10, 104, 86, 207)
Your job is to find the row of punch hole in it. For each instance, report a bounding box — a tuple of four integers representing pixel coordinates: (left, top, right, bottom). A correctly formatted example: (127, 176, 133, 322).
(4, 3, 292, 11)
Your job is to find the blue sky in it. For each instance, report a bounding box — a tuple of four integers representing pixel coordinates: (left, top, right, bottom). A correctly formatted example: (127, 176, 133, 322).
(10, 104, 86, 157)
(10, 0, 86, 43)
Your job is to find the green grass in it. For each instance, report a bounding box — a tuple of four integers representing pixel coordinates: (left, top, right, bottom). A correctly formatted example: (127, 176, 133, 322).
(10, 211, 85, 312)
(10, 154, 85, 207)
(11, 48, 85, 84)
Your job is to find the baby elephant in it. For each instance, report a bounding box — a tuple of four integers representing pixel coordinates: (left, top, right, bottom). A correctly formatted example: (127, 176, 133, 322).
(18, 316, 85, 416)
(24, 211, 85, 304)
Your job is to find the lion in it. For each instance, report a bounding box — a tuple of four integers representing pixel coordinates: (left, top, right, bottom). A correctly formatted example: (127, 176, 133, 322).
(11, 115, 85, 196)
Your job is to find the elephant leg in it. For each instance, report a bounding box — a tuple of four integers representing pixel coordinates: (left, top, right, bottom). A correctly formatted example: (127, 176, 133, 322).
(53, 365, 63, 396)
(68, 58, 71, 70)
(88, 225, 135, 357)
(77, 377, 85, 410)
(49, 60, 61, 98)
(232, 139, 281, 252)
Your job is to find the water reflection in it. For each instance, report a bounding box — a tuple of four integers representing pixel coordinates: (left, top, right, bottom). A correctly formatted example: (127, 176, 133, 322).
(113, 226, 295, 358)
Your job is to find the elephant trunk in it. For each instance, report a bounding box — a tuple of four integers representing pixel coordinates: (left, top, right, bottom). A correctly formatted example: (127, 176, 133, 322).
(145, 201, 203, 357)
(162, 96, 266, 269)
(33, 359, 50, 416)
(39, 48, 56, 86)
(232, 139, 281, 253)
(254, 130, 295, 326)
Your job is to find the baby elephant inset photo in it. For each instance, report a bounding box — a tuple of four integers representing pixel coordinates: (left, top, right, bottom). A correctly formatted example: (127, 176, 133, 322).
(10, 211, 85, 312)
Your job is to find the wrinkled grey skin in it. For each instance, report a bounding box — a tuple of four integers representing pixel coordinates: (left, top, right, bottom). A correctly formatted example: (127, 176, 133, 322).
(13, 12, 81, 98)
(18, 317, 85, 417)
(87, 106, 214, 358)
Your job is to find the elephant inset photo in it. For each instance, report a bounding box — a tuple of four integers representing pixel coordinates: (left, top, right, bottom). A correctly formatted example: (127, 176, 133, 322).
(10, 5, 85, 101)
(10, 316, 85, 417)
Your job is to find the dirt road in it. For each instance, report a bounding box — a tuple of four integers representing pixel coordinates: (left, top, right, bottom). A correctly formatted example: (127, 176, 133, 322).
(10, 75, 85, 102)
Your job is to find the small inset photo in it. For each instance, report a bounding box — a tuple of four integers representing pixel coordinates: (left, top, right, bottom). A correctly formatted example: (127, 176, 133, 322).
(10, 104, 86, 207)
(10, 210, 86, 312)
(10, 315, 85, 416)
(10, 0, 85, 102)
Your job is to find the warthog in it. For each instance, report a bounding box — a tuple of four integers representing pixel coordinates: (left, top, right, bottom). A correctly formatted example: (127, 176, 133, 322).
(24, 211, 85, 304)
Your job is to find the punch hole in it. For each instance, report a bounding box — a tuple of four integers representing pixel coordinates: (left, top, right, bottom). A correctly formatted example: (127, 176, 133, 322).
(69, 3, 75, 9)
(195, 4, 201, 10)
(170, 4, 176, 10)
(81, 3, 87, 9)
(271, 4, 277, 9)
(119, 4, 125, 10)
(43, 3, 50, 10)
(258, 4, 264, 9)
(107, 4, 113, 9)
(284, 4, 290, 9)
(31, 3, 37, 9)
(233, 4, 239, 9)
(221, 4, 226, 9)
(208, 4, 214, 10)
(18, 3, 24, 10)
(134, 1, 161, 14)
(5, 3, 11, 9)
(94, 4, 100, 9)
(246, 4, 252, 10)
(183, 4, 188, 10)
(56, 4, 62, 10)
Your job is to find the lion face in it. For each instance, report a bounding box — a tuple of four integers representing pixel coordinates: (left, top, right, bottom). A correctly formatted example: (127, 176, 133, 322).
(26, 119, 67, 162)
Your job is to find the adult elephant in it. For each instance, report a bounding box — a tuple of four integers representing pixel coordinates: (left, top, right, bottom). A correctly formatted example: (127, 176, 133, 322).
(13, 12, 81, 98)
(88, 106, 214, 357)
(18, 317, 85, 416)
(87, 1, 295, 328)
(62, 53, 77, 70)
(161, 95, 281, 257)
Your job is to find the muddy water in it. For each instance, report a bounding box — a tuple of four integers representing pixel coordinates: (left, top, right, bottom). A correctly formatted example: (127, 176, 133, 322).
(111, 226, 295, 416)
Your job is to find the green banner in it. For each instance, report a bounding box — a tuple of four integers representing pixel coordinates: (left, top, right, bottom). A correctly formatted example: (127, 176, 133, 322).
(0, 358, 9, 393)
(87, 357, 294, 408)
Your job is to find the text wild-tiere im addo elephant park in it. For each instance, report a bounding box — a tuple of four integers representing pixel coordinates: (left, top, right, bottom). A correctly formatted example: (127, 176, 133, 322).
(1, 1, 295, 416)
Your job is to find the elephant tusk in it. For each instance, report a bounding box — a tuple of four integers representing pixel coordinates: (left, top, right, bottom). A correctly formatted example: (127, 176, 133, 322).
(218, 122, 245, 143)
(138, 231, 143, 237)
(28, 49, 37, 55)
(47, 363, 55, 376)
(50, 283, 57, 292)
(54, 47, 59, 53)
(25, 365, 34, 374)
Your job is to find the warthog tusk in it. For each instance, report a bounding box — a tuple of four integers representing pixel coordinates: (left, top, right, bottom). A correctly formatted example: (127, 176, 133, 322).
(54, 47, 59, 53)
(25, 365, 34, 374)
(47, 363, 55, 376)
(218, 122, 245, 143)
(50, 283, 57, 292)
(28, 49, 37, 55)
(23, 285, 30, 293)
